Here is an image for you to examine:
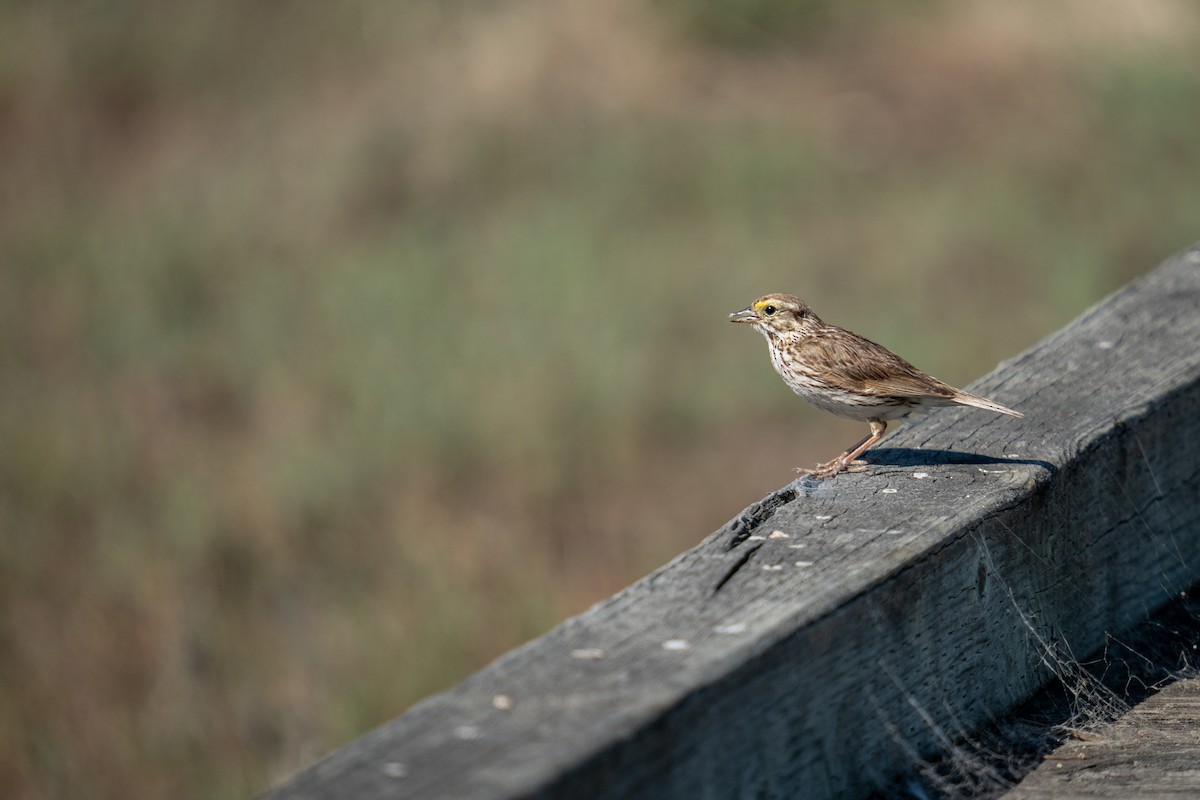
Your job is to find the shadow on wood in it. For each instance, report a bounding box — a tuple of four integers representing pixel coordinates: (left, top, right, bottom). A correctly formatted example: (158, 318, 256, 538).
(262, 245, 1200, 800)
(860, 446, 1057, 471)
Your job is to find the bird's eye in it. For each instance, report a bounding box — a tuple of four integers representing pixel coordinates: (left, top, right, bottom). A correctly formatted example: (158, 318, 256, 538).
(763, 305, 777, 316)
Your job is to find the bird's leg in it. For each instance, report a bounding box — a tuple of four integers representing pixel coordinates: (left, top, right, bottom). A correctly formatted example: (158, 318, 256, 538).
(796, 420, 888, 479)
(841, 420, 888, 467)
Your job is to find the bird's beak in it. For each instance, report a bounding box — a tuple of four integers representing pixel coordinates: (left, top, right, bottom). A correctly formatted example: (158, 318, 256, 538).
(729, 307, 759, 324)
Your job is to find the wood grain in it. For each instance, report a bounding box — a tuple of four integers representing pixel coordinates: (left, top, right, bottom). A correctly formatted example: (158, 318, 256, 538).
(1006, 677, 1200, 798)
(263, 245, 1200, 800)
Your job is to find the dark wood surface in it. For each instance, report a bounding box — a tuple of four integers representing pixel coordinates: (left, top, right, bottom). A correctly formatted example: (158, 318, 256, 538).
(1006, 676, 1200, 799)
(262, 246, 1200, 800)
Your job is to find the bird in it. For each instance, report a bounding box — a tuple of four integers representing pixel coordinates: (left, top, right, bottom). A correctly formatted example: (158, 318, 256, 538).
(729, 293, 1022, 479)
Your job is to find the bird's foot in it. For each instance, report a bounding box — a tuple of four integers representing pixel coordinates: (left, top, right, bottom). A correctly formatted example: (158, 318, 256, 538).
(794, 457, 867, 480)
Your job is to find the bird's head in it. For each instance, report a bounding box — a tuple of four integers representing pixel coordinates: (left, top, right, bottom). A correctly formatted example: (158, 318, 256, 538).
(729, 293, 822, 337)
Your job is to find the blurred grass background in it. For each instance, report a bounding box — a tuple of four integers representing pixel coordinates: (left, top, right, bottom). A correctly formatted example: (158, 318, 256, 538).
(2, 0, 1199, 796)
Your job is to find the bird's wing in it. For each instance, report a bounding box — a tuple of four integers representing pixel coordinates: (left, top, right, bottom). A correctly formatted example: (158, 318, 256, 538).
(802, 328, 957, 399)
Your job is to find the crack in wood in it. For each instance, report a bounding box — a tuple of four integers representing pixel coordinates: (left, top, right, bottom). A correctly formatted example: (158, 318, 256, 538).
(710, 541, 766, 596)
(723, 486, 800, 551)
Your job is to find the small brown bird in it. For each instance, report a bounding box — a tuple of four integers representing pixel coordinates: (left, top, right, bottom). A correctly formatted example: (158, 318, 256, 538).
(730, 293, 1022, 478)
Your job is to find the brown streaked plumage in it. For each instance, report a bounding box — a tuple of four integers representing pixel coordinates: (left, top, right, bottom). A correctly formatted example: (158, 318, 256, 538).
(729, 293, 1022, 479)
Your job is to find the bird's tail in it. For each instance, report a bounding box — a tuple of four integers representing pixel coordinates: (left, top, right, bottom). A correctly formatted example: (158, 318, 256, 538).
(952, 391, 1023, 418)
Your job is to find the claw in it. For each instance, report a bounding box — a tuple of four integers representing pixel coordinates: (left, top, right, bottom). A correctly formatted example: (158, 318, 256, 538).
(794, 456, 871, 480)
(795, 460, 846, 480)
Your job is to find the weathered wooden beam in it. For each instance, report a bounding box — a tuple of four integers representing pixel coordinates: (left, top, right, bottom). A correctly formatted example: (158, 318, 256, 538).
(263, 245, 1200, 800)
(1005, 676, 1200, 798)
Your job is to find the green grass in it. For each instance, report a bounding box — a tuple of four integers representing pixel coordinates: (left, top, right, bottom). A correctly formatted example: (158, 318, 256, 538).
(2, 1, 1200, 797)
